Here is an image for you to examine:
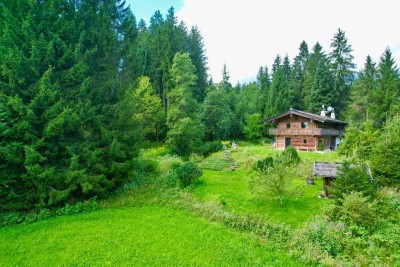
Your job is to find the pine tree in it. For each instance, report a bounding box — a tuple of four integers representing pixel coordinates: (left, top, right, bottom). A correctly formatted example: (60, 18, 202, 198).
(187, 26, 208, 102)
(221, 64, 232, 89)
(303, 42, 324, 111)
(369, 48, 400, 127)
(0, 0, 142, 211)
(307, 55, 335, 113)
(346, 55, 377, 123)
(290, 41, 309, 109)
(265, 55, 291, 117)
(330, 28, 355, 114)
(256, 66, 271, 114)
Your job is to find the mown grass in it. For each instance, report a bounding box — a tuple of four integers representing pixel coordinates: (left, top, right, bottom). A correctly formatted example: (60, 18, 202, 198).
(193, 169, 328, 228)
(193, 143, 341, 228)
(0, 206, 304, 266)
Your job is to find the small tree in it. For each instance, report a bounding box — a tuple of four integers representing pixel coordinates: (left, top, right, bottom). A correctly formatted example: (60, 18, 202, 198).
(251, 151, 303, 206)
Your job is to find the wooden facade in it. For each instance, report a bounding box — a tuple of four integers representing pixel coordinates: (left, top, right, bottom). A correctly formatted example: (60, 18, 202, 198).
(265, 109, 347, 151)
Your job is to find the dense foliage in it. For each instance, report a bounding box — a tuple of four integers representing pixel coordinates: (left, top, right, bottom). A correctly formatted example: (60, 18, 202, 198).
(1, 1, 399, 220)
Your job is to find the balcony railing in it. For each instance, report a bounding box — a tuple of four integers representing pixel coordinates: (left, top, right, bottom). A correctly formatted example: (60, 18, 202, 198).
(269, 128, 343, 136)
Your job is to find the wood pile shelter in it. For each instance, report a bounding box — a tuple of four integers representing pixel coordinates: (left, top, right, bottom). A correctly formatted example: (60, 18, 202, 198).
(313, 162, 342, 198)
(264, 108, 347, 151)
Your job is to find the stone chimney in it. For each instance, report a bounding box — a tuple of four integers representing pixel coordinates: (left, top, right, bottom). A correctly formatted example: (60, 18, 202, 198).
(321, 110, 326, 117)
(331, 111, 336, 119)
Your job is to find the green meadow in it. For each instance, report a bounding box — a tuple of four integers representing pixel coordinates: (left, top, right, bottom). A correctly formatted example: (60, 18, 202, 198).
(1, 143, 341, 266)
(1, 206, 303, 266)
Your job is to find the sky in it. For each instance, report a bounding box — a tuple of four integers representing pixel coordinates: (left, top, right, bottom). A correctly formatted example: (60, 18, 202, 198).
(126, 0, 400, 84)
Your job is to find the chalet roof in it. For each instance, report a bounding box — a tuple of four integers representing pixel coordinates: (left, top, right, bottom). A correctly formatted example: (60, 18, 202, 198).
(313, 162, 342, 177)
(264, 108, 347, 125)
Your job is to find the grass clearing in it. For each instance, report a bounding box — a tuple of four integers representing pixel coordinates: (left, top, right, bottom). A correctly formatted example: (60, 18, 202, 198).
(193, 144, 340, 228)
(0, 206, 304, 266)
(193, 169, 328, 228)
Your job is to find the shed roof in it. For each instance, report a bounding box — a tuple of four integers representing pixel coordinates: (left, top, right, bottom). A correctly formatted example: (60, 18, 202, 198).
(314, 162, 373, 179)
(313, 162, 342, 177)
(264, 108, 347, 125)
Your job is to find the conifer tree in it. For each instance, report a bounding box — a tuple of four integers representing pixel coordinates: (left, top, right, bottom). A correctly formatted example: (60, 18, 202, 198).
(290, 41, 309, 109)
(307, 55, 335, 113)
(221, 64, 232, 89)
(330, 28, 355, 114)
(187, 26, 208, 102)
(346, 55, 377, 123)
(303, 42, 324, 111)
(369, 48, 400, 127)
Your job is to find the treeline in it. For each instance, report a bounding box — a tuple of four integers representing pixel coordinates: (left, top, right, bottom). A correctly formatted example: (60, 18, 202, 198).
(0, 0, 207, 211)
(1, 0, 399, 211)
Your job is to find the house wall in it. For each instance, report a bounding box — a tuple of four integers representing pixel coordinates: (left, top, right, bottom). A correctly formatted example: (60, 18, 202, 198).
(273, 115, 342, 151)
(276, 136, 317, 150)
(276, 116, 318, 130)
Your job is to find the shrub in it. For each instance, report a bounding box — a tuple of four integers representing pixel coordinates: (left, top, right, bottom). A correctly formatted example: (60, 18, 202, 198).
(317, 142, 325, 151)
(158, 154, 183, 173)
(139, 146, 170, 159)
(326, 192, 379, 229)
(189, 153, 204, 163)
(331, 161, 377, 200)
(196, 141, 223, 156)
(0, 198, 99, 228)
(137, 159, 159, 175)
(0, 212, 25, 227)
(254, 156, 274, 172)
(174, 162, 203, 188)
(281, 146, 300, 164)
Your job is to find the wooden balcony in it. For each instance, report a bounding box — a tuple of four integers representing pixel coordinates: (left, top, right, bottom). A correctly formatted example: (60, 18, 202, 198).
(269, 128, 343, 136)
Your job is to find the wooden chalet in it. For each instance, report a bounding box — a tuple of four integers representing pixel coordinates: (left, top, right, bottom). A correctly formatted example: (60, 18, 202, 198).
(264, 108, 347, 151)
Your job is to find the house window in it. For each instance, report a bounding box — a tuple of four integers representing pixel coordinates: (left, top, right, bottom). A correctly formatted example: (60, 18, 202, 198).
(301, 122, 307, 128)
(303, 139, 307, 144)
(286, 123, 291, 129)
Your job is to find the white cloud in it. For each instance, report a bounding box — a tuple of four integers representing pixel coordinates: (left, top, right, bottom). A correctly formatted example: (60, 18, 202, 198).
(177, 0, 400, 84)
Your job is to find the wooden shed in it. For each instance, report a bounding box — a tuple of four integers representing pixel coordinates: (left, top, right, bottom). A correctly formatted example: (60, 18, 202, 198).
(313, 162, 342, 198)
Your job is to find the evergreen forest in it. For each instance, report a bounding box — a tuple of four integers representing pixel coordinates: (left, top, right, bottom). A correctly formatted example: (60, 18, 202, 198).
(0, 1, 399, 266)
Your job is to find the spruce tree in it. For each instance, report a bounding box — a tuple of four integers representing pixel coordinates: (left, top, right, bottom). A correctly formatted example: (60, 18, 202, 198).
(329, 28, 355, 114)
(307, 55, 335, 113)
(187, 26, 208, 102)
(369, 48, 400, 127)
(346, 55, 377, 123)
(303, 42, 324, 111)
(290, 41, 309, 109)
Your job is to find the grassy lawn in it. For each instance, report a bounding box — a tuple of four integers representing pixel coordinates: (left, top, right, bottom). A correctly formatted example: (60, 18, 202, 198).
(0, 206, 304, 266)
(194, 169, 328, 228)
(193, 143, 340, 228)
